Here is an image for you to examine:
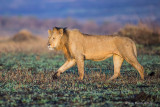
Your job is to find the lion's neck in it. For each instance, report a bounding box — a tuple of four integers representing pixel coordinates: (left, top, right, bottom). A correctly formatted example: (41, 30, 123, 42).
(60, 32, 71, 60)
(62, 46, 70, 60)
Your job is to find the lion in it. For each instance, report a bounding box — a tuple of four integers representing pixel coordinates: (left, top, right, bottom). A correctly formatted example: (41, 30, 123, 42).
(48, 27, 144, 81)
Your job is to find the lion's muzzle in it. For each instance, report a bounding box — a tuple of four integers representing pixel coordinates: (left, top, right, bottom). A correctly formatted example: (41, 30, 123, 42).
(48, 45, 55, 50)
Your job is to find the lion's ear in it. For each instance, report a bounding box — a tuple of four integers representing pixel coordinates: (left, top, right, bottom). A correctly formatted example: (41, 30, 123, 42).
(48, 29, 52, 36)
(59, 29, 63, 36)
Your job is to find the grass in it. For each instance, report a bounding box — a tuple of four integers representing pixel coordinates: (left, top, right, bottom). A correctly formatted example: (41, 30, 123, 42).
(0, 53, 160, 106)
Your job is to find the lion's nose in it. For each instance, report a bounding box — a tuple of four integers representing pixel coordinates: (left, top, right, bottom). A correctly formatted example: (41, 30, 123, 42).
(48, 43, 51, 46)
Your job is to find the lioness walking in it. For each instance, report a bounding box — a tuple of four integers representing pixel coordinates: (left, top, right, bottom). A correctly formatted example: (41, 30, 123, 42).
(48, 27, 144, 81)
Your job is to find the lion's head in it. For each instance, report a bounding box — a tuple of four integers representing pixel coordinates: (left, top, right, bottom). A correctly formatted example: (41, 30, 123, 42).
(47, 27, 65, 50)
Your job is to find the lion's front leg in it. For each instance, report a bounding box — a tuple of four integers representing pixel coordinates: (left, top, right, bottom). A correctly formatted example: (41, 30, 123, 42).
(52, 59, 76, 79)
(76, 56, 85, 80)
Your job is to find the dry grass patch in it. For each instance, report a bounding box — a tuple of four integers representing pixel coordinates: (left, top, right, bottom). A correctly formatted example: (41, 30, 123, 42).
(0, 29, 49, 53)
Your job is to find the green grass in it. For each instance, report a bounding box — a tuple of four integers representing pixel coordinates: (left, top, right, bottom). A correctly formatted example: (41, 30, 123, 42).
(0, 53, 160, 106)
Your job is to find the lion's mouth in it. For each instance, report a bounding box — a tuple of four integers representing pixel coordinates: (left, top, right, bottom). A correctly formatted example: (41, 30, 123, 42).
(48, 46, 54, 50)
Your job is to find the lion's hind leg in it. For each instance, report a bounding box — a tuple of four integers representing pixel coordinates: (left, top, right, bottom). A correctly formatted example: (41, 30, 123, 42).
(108, 54, 124, 81)
(124, 55, 144, 80)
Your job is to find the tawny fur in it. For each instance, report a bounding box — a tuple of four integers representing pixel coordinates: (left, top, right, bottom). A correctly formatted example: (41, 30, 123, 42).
(48, 27, 144, 81)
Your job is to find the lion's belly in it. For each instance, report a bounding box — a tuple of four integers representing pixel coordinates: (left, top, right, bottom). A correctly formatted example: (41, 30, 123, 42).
(83, 44, 116, 61)
(84, 53, 113, 61)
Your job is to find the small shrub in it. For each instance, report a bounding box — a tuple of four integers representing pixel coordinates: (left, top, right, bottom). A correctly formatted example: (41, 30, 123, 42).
(11, 29, 37, 42)
(118, 23, 160, 45)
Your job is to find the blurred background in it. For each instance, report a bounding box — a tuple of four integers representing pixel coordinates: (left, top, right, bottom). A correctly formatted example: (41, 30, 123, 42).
(0, 1, 160, 106)
(0, 0, 160, 53)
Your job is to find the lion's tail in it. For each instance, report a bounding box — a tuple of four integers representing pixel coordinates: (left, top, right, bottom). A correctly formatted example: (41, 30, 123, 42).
(132, 42, 137, 57)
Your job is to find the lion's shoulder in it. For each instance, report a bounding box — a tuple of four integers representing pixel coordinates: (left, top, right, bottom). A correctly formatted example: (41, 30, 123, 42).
(67, 29, 83, 38)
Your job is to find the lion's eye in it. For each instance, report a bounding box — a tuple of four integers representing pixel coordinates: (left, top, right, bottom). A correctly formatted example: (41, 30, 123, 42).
(53, 38, 55, 40)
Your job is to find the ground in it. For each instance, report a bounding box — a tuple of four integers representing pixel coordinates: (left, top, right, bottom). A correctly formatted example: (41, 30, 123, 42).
(0, 52, 160, 106)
